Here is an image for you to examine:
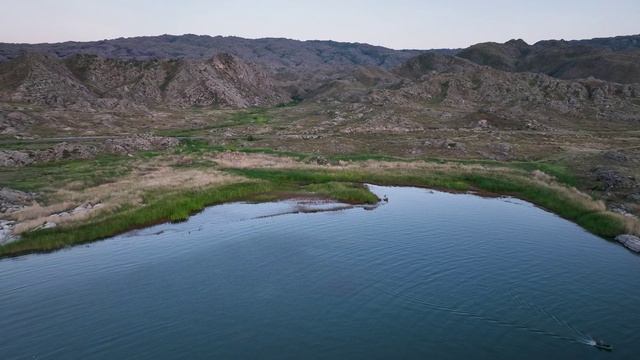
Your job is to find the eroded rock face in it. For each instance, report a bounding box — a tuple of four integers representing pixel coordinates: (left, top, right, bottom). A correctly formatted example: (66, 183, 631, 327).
(615, 234, 640, 253)
(0, 53, 291, 110)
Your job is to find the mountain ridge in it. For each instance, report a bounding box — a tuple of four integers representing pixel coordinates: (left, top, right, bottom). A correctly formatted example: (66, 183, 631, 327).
(458, 34, 640, 84)
(3, 33, 639, 85)
(0, 52, 290, 110)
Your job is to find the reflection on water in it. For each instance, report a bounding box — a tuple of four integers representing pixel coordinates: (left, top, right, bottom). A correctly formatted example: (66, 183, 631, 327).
(1, 185, 638, 359)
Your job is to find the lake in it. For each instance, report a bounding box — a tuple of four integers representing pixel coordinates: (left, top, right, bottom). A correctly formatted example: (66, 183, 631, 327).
(1, 185, 638, 359)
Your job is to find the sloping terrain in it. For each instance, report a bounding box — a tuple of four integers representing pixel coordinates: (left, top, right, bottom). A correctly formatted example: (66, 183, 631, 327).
(309, 52, 640, 131)
(0, 52, 290, 110)
(457, 35, 640, 84)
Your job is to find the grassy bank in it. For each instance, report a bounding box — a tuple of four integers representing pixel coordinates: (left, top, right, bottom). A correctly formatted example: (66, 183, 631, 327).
(174, 139, 577, 184)
(0, 155, 132, 193)
(0, 161, 629, 258)
(0, 179, 380, 258)
(0, 182, 274, 257)
(230, 168, 624, 238)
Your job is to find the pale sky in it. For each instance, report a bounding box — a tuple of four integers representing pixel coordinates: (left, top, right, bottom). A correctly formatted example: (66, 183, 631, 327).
(1, 0, 638, 49)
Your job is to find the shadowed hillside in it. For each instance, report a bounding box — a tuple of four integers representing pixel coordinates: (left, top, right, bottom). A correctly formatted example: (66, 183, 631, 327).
(458, 35, 640, 84)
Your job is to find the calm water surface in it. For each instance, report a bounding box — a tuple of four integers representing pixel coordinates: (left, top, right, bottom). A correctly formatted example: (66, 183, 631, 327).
(1, 186, 639, 359)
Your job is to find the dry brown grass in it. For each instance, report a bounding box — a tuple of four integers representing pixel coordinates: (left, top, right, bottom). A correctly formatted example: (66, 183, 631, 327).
(622, 216, 640, 235)
(11, 202, 75, 222)
(13, 206, 101, 234)
(212, 151, 310, 168)
(9, 157, 243, 234)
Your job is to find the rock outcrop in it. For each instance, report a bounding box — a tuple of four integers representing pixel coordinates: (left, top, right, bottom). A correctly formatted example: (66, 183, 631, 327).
(615, 234, 640, 253)
(0, 188, 35, 213)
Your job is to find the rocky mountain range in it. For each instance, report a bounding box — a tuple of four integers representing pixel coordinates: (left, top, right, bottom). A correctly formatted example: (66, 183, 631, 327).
(0, 34, 639, 139)
(1, 34, 639, 115)
(2, 34, 639, 85)
(313, 52, 640, 125)
(0, 34, 429, 69)
(0, 52, 289, 110)
(457, 34, 640, 84)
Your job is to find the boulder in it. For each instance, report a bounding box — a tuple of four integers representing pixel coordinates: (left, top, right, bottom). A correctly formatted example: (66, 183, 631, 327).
(0, 220, 16, 245)
(476, 119, 490, 129)
(0, 187, 35, 213)
(591, 168, 635, 191)
(0, 150, 34, 167)
(615, 234, 640, 253)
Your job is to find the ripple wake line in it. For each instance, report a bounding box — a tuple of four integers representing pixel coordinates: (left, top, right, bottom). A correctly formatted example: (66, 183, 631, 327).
(399, 293, 583, 345)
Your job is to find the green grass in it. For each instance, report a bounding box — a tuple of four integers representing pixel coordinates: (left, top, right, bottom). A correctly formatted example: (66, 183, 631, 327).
(230, 167, 623, 238)
(0, 155, 131, 193)
(156, 108, 272, 137)
(174, 139, 309, 160)
(0, 182, 278, 257)
(429, 158, 577, 186)
(228, 108, 270, 125)
(275, 97, 303, 108)
(229, 168, 471, 192)
(304, 182, 379, 204)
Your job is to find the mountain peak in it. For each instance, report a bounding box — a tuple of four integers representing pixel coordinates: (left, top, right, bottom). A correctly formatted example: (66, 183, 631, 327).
(505, 39, 529, 48)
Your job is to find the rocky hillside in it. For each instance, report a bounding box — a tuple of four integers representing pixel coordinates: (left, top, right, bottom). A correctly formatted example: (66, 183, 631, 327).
(310, 52, 640, 128)
(0, 52, 290, 110)
(457, 35, 640, 84)
(1, 34, 639, 125)
(0, 35, 440, 96)
(4, 34, 639, 85)
(0, 35, 428, 77)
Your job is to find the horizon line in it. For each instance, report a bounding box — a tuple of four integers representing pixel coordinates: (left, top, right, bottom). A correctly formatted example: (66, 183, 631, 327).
(1, 32, 639, 51)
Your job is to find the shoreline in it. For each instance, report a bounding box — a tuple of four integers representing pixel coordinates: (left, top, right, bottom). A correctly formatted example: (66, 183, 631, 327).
(1, 163, 638, 259)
